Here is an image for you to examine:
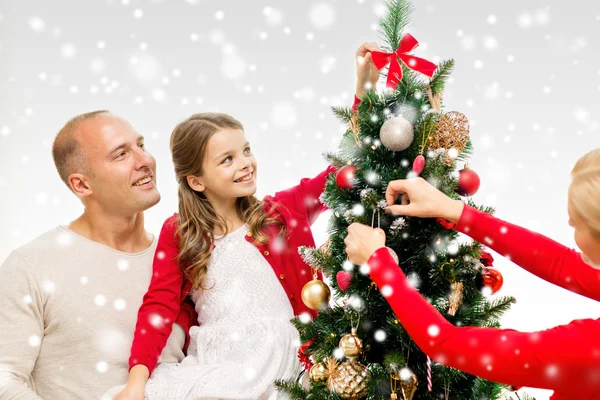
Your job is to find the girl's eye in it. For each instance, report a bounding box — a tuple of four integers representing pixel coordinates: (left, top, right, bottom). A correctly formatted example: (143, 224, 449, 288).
(222, 156, 232, 164)
(244, 147, 251, 154)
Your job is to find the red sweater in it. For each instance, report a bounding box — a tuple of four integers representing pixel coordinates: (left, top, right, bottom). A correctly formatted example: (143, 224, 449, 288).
(368, 205, 600, 399)
(129, 165, 337, 374)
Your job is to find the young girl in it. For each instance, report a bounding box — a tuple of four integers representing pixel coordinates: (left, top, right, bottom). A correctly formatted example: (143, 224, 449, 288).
(344, 149, 600, 399)
(115, 43, 381, 400)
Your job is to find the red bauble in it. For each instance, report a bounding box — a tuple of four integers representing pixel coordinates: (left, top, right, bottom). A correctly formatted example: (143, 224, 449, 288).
(479, 250, 494, 267)
(478, 268, 503, 294)
(436, 217, 456, 230)
(336, 165, 357, 189)
(412, 154, 425, 174)
(457, 167, 480, 196)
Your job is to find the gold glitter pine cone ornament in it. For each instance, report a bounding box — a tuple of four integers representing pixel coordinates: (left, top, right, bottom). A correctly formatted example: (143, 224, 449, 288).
(331, 329, 371, 399)
(331, 360, 371, 399)
(428, 111, 470, 165)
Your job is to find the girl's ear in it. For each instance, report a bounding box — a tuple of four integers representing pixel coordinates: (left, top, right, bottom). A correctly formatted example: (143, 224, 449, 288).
(187, 175, 205, 192)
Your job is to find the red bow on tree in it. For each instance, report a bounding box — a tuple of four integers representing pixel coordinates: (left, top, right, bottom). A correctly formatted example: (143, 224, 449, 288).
(298, 338, 316, 370)
(371, 33, 437, 88)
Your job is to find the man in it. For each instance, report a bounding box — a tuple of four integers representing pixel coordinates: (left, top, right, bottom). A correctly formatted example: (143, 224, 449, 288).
(0, 111, 195, 399)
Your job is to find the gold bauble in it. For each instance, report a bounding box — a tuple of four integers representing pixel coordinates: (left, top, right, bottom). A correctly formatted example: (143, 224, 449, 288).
(309, 362, 328, 383)
(331, 360, 371, 399)
(399, 367, 418, 400)
(338, 330, 363, 359)
(301, 278, 331, 310)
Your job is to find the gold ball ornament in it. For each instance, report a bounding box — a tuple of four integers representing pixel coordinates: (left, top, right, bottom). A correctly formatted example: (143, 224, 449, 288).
(399, 367, 418, 400)
(338, 329, 363, 360)
(301, 278, 331, 310)
(309, 362, 329, 383)
(331, 360, 371, 399)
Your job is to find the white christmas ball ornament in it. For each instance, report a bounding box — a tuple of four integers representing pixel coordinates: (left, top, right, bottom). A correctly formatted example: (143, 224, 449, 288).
(379, 116, 414, 151)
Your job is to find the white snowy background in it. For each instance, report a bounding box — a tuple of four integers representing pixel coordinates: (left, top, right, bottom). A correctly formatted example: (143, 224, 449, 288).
(1, 0, 599, 398)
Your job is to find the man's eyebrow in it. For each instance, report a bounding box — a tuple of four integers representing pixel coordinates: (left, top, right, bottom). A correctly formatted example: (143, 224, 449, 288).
(107, 135, 145, 156)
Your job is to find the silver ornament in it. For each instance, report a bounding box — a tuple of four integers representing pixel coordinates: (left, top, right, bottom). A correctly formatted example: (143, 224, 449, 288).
(380, 116, 414, 152)
(387, 247, 399, 264)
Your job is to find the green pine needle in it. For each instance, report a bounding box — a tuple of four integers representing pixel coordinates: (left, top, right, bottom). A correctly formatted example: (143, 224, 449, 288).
(378, 0, 414, 51)
(429, 59, 456, 95)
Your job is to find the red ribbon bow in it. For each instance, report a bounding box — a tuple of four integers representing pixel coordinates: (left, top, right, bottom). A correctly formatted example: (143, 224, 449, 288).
(371, 33, 437, 88)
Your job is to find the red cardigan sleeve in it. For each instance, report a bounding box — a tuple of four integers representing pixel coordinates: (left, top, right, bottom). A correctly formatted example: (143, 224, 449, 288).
(267, 165, 338, 225)
(456, 205, 600, 302)
(129, 215, 185, 374)
(367, 248, 600, 394)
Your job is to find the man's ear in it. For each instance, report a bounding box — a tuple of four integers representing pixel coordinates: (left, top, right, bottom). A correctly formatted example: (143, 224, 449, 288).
(187, 175, 205, 192)
(69, 173, 93, 198)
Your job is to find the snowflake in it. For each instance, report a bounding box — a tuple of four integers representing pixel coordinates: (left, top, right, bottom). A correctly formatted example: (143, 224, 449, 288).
(348, 295, 365, 311)
(320, 56, 336, 74)
(61, 43, 76, 59)
(28, 16, 46, 33)
(381, 285, 393, 297)
(94, 295, 107, 306)
(96, 361, 108, 373)
(28, 335, 41, 347)
(351, 203, 365, 216)
(263, 7, 283, 26)
(270, 102, 297, 130)
(427, 325, 440, 337)
(483, 36, 498, 50)
(309, 3, 336, 29)
(299, 312, 312, 324)
(374, 329, 386, 342)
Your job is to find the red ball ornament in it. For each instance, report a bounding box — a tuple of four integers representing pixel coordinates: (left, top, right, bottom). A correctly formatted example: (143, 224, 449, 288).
(412, 154, 425, 175)
(480, 268, 503, 294)
(457, 166, 480, 196)
(336, 165, 358, 189)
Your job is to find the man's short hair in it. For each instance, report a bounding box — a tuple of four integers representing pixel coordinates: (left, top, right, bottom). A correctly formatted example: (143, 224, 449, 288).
(52, 110, 108, 191)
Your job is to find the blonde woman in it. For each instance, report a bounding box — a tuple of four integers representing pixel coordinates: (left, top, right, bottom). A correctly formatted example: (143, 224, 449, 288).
(344, 149, 600, 399)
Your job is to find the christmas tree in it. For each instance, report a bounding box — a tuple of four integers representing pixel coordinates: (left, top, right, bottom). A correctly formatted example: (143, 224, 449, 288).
(274, 1, 538, 399)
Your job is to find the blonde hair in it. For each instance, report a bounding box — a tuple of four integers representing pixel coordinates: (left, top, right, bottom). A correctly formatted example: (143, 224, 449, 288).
(52, 110, 108, 190)
(569, 148, 600, 238)
(170, 113, 286, 290)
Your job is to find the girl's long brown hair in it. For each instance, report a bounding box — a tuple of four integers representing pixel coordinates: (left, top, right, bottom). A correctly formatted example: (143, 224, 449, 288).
(170, 113, 285, 290)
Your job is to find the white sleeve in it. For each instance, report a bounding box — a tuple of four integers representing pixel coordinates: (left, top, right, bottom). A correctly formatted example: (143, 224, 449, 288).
(0, 251, 45, 400)
(157, 323, 186, 364)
